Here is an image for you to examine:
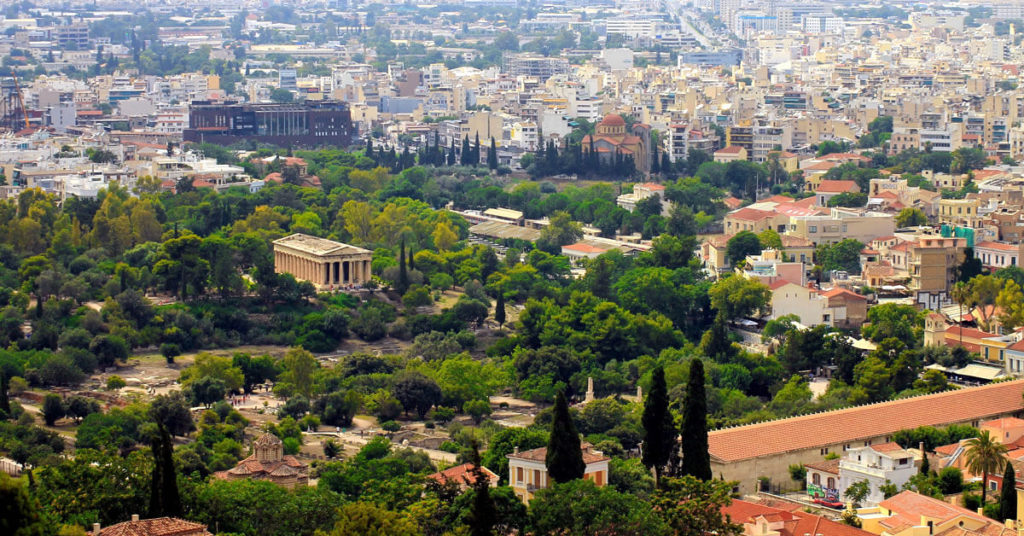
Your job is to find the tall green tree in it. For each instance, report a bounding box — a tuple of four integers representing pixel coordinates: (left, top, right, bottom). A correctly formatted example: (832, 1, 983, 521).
(680, 359, 711, 480)
(1001, 461, 1017, 521)
(965, 430, 1008, 505)
(467, 443, 497, 536)
(642, 366, 675, 486)
(488, 137, 498, 170)
(398, 238, 409, 294)
(0, 370, 9, 419)
(494, 292, 506, 330)
(546, 390, 585, 483)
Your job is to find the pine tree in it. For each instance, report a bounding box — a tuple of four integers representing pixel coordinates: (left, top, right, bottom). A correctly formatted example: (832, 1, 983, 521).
(488, 137, 498, 169)
(466, 442, 497, 536)
(681, 359, 712, 480)
(546, 389, 585, 483)
(398, 238, 409, 293)
(494, 292, 506, 330)
(1001, 462, 1017, 521)
(642, 366, 675, 487)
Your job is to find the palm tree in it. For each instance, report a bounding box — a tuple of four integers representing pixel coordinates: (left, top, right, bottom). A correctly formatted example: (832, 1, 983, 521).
(965, 430, 1008, 505)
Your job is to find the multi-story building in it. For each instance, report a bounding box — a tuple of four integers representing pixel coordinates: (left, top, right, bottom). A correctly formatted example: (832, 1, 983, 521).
(838, 444, 918, 507)
(909, 235, 966, 309)
(787, 208, 895, 246)
(502, 53, 570, 82)
(183, 100, 355, 147)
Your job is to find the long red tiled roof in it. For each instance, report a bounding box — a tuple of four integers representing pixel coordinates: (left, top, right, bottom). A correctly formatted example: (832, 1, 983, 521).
(708, 380, 1024, 462)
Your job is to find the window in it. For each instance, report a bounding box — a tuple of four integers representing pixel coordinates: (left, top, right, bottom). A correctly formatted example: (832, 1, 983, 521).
(990, 480, 998, 491)
(813, 473, 821, 485)
(516, 467, 523, 484)
(809, 225, 818, 233)
(827, 477, 835, 488)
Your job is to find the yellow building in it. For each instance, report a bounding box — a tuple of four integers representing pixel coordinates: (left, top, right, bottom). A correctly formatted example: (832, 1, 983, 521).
(507, 443, 610, 503)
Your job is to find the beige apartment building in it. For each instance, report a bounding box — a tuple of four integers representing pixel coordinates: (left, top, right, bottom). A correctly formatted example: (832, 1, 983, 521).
(938, 198, 982, 228)
(786, 208, 895, 245)
(909, 235, 965, 310)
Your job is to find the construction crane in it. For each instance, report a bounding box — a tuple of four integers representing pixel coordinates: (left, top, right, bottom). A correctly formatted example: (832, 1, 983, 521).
(10, 73, 27, 130)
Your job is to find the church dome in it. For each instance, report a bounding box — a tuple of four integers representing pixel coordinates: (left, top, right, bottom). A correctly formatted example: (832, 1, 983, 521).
(599, 113, 626, 127)
(254, 433, 283, 448)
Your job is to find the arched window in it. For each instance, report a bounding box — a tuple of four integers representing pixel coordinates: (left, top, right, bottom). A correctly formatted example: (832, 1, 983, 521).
(813, 473, 821, 485)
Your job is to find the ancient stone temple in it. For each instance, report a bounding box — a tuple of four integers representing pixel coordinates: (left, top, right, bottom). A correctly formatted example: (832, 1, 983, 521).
(272, 233, 373, 290)
(213, 433, 309, 488)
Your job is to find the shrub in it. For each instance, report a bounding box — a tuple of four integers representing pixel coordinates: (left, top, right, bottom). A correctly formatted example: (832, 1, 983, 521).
(439, 440, 459, 453)
(160, 343, 182, 364)
(282, 436, 301, 455)
(105, 375, 127, 390)
(380, 420, 400, 432)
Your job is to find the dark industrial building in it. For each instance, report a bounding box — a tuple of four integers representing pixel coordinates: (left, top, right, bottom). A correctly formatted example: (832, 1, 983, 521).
(183, 100, 355, 147)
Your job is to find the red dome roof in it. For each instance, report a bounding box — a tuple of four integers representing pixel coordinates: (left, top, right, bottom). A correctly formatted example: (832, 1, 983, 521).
(599, 114, 625, 127)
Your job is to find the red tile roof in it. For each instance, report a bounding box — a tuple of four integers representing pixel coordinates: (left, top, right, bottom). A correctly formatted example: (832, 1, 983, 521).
(426, 463, 498, 487)
(819, 287, 868, 301)
(728, 207, 777, 222)
(508, 444, 610, 465)
(708, 380, 1024, 462)
(716, 145, 745, 154)
(723, 500, 873, 536)
(99, 517, 211, 536)
(816, 180, 859, 194)
(878, 491, 989, 531)
(975, 241, 1018, 252)
(804, 458, 840, 474)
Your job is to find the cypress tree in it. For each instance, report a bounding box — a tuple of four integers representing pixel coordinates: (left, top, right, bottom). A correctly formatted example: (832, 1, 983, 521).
(651, 143, 661, 173)
(159, 427, 182, 517)
(919, 452, 930, 475)
(488, 137, 498, 170)
(642, 366, 675, 487)
(546, 389, 585, 483)
(1001, 462, 1017, 521)
(467, 442, 497, 536)
(0, 370, 9, 419)
(461, 135, 472, 166)
(398, 239, 408, 293)
(365, 137, 374, 160)
(681, 359, 712, 480)
(474, 132, 481, 163)
(448, 140, 457, 166)
(434, 131, 441, 165)
(662, 152, 672, 175)
(494, 292, 506, 330)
